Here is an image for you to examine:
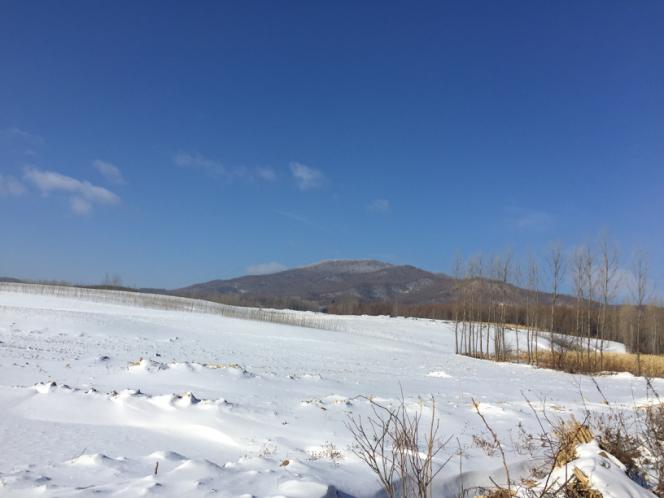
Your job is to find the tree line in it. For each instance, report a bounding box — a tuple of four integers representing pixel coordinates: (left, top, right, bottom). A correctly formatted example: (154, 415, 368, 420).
(328, 239, 663, 368)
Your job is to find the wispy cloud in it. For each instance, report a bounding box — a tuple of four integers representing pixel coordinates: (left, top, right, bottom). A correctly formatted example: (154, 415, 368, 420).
(0, 174, 26, 196)
(174, 151, 226, 176)
(174, 151, 277, 183)
(0, 127, 45, 146)
(93, 159, 125, 185)
(245, 261, 288, 275)
(274, 209, 324, 230)
(256, 166, 277, 182)
(24, 167, 120, 215)
(274, 209, 314, 225)
(290, 162, 326, 190)
(368, 198, 390, 214)
(70, 197, 93, 215)
(505, 206, 555, 231)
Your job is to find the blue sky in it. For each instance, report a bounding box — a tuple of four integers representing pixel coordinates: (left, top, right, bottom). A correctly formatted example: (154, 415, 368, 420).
(1, 1, 662, 291)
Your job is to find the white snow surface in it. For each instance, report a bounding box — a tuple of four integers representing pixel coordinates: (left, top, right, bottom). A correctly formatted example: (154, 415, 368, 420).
(0, 286, 657, 497)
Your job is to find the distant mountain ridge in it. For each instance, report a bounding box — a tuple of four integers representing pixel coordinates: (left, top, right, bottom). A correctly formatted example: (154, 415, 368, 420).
(175, 259, 558, 309)
(4, 259, 574, 311)
(176, 259, 451, 305)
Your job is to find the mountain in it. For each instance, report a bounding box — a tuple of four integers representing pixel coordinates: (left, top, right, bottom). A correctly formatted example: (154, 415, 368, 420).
(175, 259, 560, 310)
(1, 259, 573, 312)
(0, 277, 23, 283)
(176, 260, 450, 306)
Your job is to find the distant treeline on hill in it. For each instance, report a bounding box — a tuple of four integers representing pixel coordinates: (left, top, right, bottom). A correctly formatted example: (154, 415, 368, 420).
(3, 239, 662, 356)
(189, 292, 663, 356)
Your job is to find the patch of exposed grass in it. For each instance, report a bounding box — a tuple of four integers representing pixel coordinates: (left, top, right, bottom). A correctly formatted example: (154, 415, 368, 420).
(472, 351, 664, 378)
(532, 351, 664, 378)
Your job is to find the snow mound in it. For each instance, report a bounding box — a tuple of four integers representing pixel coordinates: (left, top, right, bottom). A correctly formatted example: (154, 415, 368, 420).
(427, 370, 452, 378)
(526, 441, 656, 498)
(126, 359, 256, 378)
(148, 450, 186, 461)
(151, 391, 202, 408)
(0, 452, 340, 497)
(324, 394, 353, 406)
(33, 381, 59, 394)
(127, 357, 169, 372)
(67, 453, 126, 468)
(278, 479, 338, 498)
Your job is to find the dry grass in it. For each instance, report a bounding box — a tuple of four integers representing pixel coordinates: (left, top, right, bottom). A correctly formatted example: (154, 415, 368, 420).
(476, 418, 605, 498)
(552, 418, 593, 467)
(307, 441, 344, 463)
(496, 351, 664, 378)
(478, 489, 515, 498)
(566, 468, 603, 498)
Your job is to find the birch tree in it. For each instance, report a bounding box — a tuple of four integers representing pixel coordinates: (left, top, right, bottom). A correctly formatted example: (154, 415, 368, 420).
(632, 253, 650, 376)
(597, 237, 618, 368)
(547, 244, 565, 365)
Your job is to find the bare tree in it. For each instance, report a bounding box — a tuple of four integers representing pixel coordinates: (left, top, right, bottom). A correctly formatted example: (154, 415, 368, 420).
(102, 273, 123, 287)
(632, 253, 651, 376)
(597, 236, 618, 367)
(452, 255, 464, 355)
(571, 246, 587, 353)
(526, 255, 540, 364)
(491, 250, 512, 361)
(547, 244, 566, 365)
(466, 254, 485, 357)
(473, 254, 485, 357)
(582, 247, 594, 361)
(512, 261, 523, 361)
(650, 299, 664, 355)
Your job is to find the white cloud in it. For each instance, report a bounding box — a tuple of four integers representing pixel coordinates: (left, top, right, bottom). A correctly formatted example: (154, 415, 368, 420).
(24, 167, 120, 215)
(274, 209, 324, 230)
(368, 198, 390, 214)
(70, 197, 93, 215)
(93, 159, 125, 185)
(290, 162, 325, 190)
(0, 174, 26, 196)
(246, 262, 288, 275)
(175, 152, 276, 183)
(256, 166, 277, 182)
(174, 151, 226, 176)
(0, 127, 45, 145)
(505, 206, 554, 231)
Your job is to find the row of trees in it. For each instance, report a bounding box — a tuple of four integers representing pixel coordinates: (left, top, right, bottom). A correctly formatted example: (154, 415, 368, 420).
(0, 281, 348, 332)
(323, 239, 662, 365)
(450, 238, 662, 374)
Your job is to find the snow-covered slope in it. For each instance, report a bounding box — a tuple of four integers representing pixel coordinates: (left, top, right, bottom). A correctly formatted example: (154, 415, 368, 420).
(0, 287, 657, 497)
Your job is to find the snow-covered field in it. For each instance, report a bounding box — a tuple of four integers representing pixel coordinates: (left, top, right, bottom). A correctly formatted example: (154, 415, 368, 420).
(0, 286, 659, 497)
